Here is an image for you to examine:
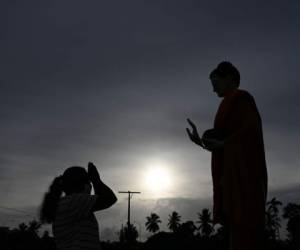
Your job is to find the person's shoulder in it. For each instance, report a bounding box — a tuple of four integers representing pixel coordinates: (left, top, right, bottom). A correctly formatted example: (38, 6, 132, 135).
(235, 89, 256, 103)
(68, 193, 91, 201)
(236, 89, 252, 97)
(235, 89, 261, 118)
(69, 193, 98, 203)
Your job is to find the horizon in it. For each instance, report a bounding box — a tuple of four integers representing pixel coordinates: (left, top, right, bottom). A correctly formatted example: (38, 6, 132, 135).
(1, 184, 299, 241)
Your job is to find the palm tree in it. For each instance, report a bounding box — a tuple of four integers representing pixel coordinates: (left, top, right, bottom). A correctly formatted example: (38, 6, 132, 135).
(197, 208, 214, 238)
(283, 203, 300, 219)
(267, 197, 283, 215)
(177, 220, 197, 237)
(28, 220, 42, 234)
(282, 203, 300, 245)
(265, 210, 280, 240)
(265, 197, 282, 240)
(168, 211, 181, 232)
(18, 222, 28, 232)
(121, 223, 139, 243)
(145, 213, 161, 233)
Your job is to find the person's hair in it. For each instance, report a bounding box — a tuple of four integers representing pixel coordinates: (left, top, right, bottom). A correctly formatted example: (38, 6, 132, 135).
(39, 166, 90, 224)
(209, 61, 240, 87)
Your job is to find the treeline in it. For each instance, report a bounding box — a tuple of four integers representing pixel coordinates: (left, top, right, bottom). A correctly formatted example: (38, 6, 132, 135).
(0, 197, 299, 250)
(118, 197, 300, 250)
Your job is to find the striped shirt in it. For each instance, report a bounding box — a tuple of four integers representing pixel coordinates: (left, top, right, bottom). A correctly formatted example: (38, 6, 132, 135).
(53, 193, 100, 250)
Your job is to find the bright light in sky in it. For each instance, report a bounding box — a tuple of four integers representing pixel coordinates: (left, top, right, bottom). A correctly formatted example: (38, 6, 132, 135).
(143, 161, 173, 195)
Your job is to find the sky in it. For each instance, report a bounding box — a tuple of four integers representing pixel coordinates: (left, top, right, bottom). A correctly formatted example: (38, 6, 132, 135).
(0, 0, 300, 241)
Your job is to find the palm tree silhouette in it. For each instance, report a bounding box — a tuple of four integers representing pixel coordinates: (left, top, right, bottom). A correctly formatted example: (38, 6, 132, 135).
(267, 197, 283, 214)
(168, 211, 181, 232)
(283, 203, 300, 219)
(177, 220, 197, 237)
(17, 222, 28, 233)
(283, 202, 300, 245)
(28, 220, 42, 235)
(145, 213, 161, 234)
(265, 197, 282, 240)
(121, 223, 139, 243)
(197, 208, 214, 238)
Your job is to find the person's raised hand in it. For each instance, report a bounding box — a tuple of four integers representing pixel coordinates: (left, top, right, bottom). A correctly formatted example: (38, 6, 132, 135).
(88, 162, 101, 183)
(186, 118, 204, 148)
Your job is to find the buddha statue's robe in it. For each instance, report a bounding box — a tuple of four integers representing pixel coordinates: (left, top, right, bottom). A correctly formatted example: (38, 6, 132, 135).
(211, 89, 268, 250)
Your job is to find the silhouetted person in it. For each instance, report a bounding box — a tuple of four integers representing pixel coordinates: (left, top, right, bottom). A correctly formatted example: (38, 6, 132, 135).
(187, 61, 268, 250)
(39, 162, 117, 250)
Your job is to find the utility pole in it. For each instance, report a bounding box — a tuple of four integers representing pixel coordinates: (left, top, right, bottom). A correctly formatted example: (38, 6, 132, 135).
(118, 191, 141, 227)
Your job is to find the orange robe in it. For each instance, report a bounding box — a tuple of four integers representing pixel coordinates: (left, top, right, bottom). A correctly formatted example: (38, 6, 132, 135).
(211, 89, 268, 249)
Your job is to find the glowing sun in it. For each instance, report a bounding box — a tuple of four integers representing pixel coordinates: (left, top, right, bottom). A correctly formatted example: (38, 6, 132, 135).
(145, 166, 172, 192)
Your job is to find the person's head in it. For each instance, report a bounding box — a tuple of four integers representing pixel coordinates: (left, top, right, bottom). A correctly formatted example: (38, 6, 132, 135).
(39, 166, 91, 224)
(209, 61, 240, 97)
(62, 166, 91, 195)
